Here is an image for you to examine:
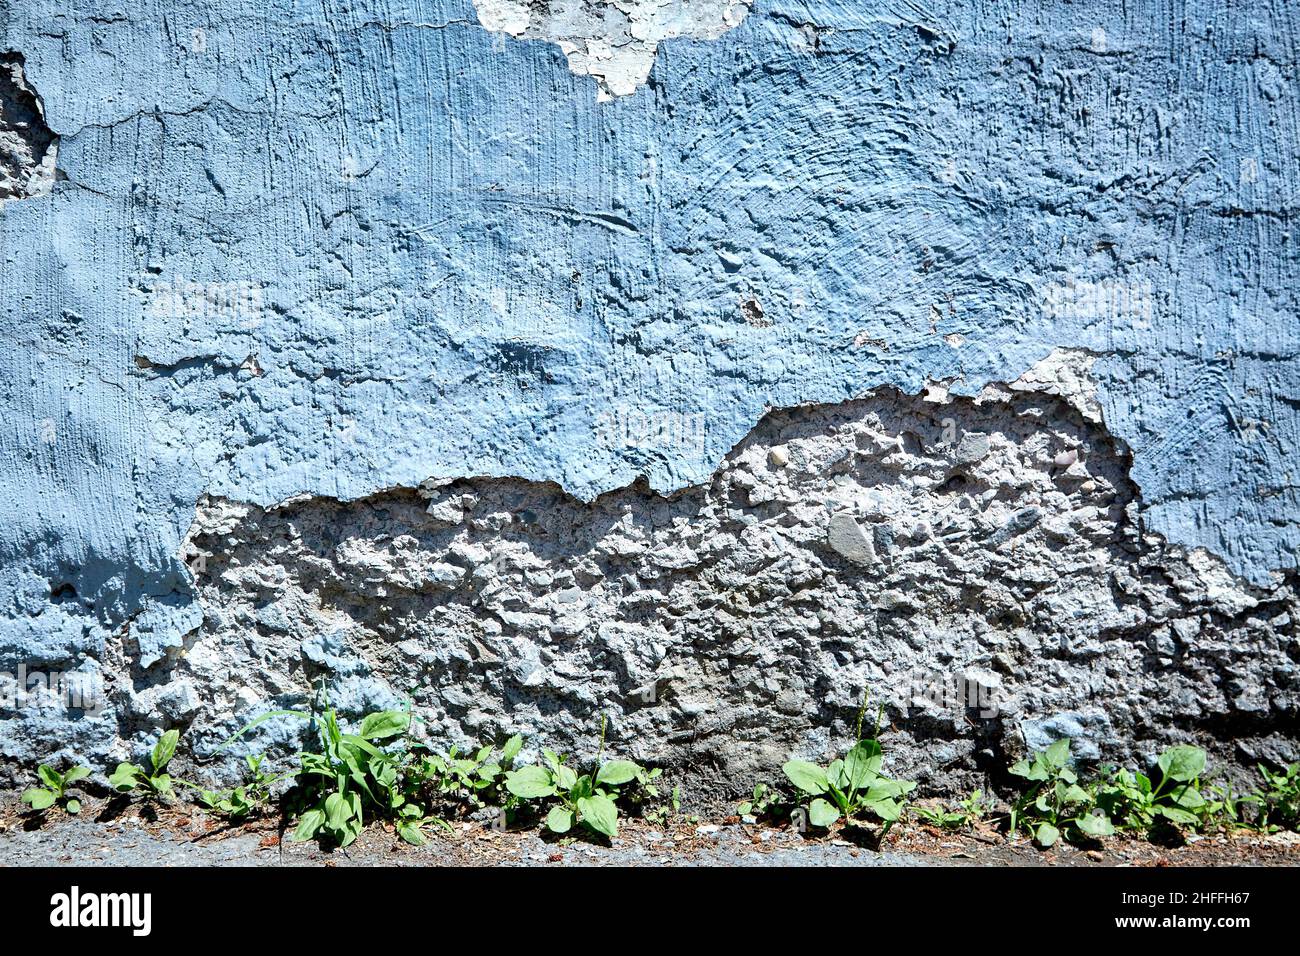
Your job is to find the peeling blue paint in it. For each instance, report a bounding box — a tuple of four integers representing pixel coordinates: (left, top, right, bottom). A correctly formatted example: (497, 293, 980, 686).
(1, 0, 1297, 727)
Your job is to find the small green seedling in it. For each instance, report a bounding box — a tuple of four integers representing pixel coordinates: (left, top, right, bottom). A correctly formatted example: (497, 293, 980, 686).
(645, 784, 687, 826)
(782, 696, 916, 833)
(622, 763, 665, 811)
(737, 782, 783, 819)
(1256, 762, 1300, 832)
(109, 729, 181, 799)
(393, 802, 455, 846)
(1207, 777, 1263, 831)
(199, 754, 291, 822)
(22, 764, 91, 814)
(504, 716, 650, 839)
(1009, 739, 1113, 847)
(199, 786, 255, 821)
(912, 790, 993, 830)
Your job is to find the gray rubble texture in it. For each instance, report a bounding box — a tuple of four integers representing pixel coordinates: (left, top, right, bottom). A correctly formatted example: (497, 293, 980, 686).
(74, 355, 1296, 799)
(0, 54, 56, 201)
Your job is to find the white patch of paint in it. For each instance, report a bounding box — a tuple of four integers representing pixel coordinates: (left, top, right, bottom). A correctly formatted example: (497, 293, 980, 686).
(472, 0, 752, 100)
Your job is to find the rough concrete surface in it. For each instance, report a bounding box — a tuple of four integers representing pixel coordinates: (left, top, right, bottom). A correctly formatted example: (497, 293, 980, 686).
(1, 1, 1298, 787)
(67, 351, 1298, 795)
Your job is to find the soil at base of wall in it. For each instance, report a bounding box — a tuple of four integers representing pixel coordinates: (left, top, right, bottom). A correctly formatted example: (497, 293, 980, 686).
(1, 795, 1297, 867)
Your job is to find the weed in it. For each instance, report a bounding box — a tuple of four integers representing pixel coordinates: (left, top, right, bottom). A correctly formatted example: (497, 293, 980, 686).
(1256, 761, 1300, 832)
(199, 754, 290, 822)
(737, 782, 784, 819)
(1093, 745, 1210, 833)
(645, 785, 689, 826)
(912, 790, 993, 830)
(292, 704, 452, 848)
(109, 729, 182, 800)
(1008, 739, 1113, 847)
(504, 715, 652, 839)
(782, 694, 915, 833)
(621, 763, 665, 812)
(409, 734, 523, 809)
(22, 764, 91, 815)
(1206, 777, 1263, 831)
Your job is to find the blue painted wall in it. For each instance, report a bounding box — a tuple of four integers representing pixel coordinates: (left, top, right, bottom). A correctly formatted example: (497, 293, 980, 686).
(1, 1, 1296, 701)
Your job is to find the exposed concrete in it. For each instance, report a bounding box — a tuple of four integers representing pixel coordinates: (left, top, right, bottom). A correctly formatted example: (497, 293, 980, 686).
(65, 354, 1287, 797)
(0, 53, 57, 200)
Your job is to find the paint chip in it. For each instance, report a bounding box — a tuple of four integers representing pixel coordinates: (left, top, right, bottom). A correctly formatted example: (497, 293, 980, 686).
(472, 0, 753, 100)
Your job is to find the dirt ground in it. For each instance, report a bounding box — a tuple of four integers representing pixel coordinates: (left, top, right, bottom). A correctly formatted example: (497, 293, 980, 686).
(2, 795, 1298, 867)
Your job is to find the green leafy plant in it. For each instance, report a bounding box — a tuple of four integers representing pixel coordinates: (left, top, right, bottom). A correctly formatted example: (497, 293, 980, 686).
(409, 734, 524, 808)
(1009, 739, 1113, 847)
(22, 764, 91, 814)
(504, 715, 651, 839)
(198, 786, 255, 821)
(646, 784, 690, 826)
(291, 706, 376, 847)
(912, 789, 993, 830)
(109, 729, 182, 800)
(737, 782, 784, 819)
(781, 696, 916, 833)
(291, 705, 452, 848)
(1255, 761, 1300, 832)
(199, 754, 291, 822)
(622, 763, 665, 810)
(1206, 777, 1263, 831)
(1093, 745, 1211, 832)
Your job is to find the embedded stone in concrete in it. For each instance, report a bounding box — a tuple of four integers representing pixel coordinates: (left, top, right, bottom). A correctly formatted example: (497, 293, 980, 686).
(827, 513, 877, 566)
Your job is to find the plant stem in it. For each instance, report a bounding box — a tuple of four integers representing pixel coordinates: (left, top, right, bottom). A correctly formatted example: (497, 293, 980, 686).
(855, 689, 869, 743)
(594, 712, 607, 778)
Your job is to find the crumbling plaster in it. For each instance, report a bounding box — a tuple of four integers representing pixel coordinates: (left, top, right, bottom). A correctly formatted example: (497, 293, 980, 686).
(0, 0, 1297, 782)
